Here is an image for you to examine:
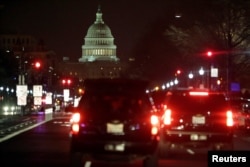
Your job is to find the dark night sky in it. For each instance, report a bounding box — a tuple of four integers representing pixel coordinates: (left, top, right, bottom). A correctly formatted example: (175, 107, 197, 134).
(0, 0, 172, 62)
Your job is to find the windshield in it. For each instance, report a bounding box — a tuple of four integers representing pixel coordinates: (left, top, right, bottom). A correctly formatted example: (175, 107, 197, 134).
(78, 92, 152, 114)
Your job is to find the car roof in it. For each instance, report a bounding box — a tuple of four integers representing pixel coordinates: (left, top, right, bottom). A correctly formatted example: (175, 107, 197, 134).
(83, 78, 150, 93)
(167, 88, 227, 95)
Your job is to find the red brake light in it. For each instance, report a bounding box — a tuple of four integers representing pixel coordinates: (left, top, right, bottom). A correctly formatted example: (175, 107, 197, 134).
(72, 124, 80, 133)
(163, 109, 171, 125)
(71, 113, 80, 123)
(226, 110, 234, 127)
(189, 91, 209, 96)
(151, 115, 159, 125)
(150, 115, 159, 135)
(151, 127, 158, 135)
(70, 113, 81, 134)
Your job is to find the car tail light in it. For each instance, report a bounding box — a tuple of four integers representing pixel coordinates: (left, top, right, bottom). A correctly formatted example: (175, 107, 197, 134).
(71, 112, 80, 123)
(70, 112, 81, 134)
(150, 115, 159, 135)
(72, 124, 80, 133)
(151, 115, 159, 125)
(226, 110, 234, 127)
(151, 127, 158, 135)
(163, 109, 171, 125)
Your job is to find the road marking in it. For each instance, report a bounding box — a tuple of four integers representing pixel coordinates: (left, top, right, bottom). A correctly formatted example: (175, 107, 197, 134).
(0, 114, 70, 143)
(186, 149, 195, 155)
(0, 120, 49, 143)
(84, 161, 91, 167)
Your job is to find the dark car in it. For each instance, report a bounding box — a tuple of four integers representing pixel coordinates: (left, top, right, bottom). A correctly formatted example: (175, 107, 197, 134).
(69, 79, 160, 167)
(159, 89, 235, 157)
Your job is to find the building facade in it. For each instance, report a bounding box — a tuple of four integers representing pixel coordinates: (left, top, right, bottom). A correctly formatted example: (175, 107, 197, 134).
(79, 6, 119, 62)
(0, 34, 37, 52)
(59, 5, 127, 81)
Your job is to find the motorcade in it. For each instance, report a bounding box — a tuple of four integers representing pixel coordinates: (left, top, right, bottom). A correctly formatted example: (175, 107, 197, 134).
(159, 88, 235, 157)
(69, 78, 160, 167)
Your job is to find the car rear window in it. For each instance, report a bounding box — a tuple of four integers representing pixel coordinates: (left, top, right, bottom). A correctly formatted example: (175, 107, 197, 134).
(78, 91, 153, 114)
(166, 92, 229, 111)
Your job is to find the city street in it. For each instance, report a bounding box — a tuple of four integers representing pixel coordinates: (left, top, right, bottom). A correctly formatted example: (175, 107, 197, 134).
(1, 1, 250, 166)
(0, 113, 250, 167)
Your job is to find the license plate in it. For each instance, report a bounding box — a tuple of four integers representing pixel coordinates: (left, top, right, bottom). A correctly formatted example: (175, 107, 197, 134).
(104, 143, 125, 152)
(192, 116, 205, 124)
(107, 123, 124, 134)
(190, 134, 207, 141)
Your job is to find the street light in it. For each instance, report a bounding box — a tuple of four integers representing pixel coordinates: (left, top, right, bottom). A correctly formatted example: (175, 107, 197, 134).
(188, 72, 194, 79)
(199, 67, 205, 75)
(205, 50, 214, 90)
(199, 67, 205, 87)
(187, 72, 194, 88)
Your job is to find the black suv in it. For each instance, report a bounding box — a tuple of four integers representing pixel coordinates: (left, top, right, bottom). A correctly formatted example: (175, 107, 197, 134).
(69, 79, 160, 167)
(159, 89, 235, 157)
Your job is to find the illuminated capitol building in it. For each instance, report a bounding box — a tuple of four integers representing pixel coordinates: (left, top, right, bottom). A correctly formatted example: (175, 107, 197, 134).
(59, 5, 128, 81)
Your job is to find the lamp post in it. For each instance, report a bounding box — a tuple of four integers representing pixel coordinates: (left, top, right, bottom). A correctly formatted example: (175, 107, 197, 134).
(206, 51, 215, 90)
(207, 51, 212, 90)
(16, 47, 28, 115)
(188, 72, 194, 87)
(199, 67, 205, 88)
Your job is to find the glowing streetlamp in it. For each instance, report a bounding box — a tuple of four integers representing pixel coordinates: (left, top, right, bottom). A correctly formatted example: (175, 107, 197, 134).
(188, 72, 194, 79)
(199, 67, 205, 75)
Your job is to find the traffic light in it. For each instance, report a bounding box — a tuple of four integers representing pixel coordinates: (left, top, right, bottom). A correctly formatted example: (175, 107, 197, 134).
(34, 61, 41, 69)
(62, 79, 72, 85)
(175, 69, 182, 76)
(207, 51, 213, 57)
(176, 69, 181, 75)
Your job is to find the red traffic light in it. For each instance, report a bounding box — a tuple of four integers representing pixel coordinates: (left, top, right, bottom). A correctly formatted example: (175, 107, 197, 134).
(62, 79, 72, 85)
(175, 69, 182, 76)
(35, 61, 41, 68)
(176, 70, 181, 75)
(207, 51, 213, 57)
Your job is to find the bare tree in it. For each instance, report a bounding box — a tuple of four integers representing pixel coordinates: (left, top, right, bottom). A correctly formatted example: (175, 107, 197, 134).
(165, 0, 250, 88)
